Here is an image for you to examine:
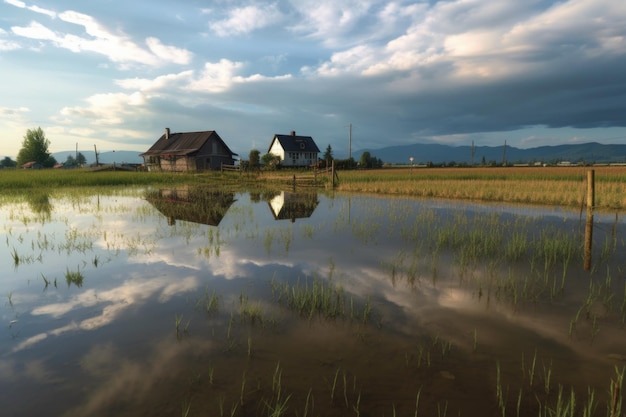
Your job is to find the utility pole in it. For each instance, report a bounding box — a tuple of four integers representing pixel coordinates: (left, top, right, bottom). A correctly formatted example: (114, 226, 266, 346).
(94, 144, 99, 166)
(501, 140, 507, 166)
(471, 140, 475, 166)
(348, 123, 352, 163)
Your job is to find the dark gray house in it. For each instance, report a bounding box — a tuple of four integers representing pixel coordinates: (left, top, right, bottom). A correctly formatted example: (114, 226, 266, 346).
(141, 128, 238, 172)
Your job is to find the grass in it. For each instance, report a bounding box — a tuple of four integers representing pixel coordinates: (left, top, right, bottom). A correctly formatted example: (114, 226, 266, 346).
(335, 166, 626, 210)
(65, 267, 84, 287)
(0, 168, 217, 190)
(269, 276, 377, 321)
(5, 165, 626, 209)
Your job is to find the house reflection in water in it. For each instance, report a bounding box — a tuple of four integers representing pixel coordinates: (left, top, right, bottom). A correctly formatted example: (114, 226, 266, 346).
(145, 186, 236, 226)
(268, 191, 319, 222)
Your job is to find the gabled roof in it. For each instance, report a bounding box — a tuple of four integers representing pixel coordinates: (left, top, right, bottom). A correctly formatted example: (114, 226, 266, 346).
(271, 133, 320, 153)
(140, 130, 238, 157)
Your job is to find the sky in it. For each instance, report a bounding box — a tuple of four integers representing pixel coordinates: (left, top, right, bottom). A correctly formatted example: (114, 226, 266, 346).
(1, 0, 626, 160)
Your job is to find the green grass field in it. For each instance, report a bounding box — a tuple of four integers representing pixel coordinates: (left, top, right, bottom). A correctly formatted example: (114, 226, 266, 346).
(3, 165, 625, 210)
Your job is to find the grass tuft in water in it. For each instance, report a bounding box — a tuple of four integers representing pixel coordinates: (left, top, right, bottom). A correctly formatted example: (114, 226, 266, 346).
(65, 267, 84, 287)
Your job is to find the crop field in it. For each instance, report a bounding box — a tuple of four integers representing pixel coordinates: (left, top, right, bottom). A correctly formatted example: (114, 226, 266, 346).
(335, 166, 626, 210)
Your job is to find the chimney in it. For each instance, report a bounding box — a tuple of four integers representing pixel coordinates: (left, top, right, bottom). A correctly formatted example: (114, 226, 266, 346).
(290, 130, 296, 137)
(165, 127, 170, 140)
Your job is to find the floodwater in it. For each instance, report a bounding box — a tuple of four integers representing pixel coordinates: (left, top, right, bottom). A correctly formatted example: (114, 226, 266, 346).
(1, 186, 625, 417)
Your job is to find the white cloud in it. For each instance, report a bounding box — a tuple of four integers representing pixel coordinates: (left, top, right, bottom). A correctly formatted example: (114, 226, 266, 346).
(209, 3, 283, 37)
(60, 92, 148, 125)
(11, 21, 56, 40)
(0, 29, 21, 51)
(185, 59, 242, 93)
(288, 0, 375, 46)
(146, 37, 192, 65)
(186, 59, 291, 93)
(115, 71, 194, 92)
(307, 0, 626, 82)
(15, 275, 200, 352)
(505, 0, 626, 56)
(4, 0, 26, 8)
(29, 5, 56, 18)
(0, 106, 30, 115)
(4, 0, 56, 17)
(10, 11, 193, 68)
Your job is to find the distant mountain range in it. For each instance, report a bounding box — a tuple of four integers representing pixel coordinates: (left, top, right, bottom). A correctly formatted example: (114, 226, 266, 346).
(52, 150, 143, 165)
(47, 142, 626, 167)
(355, 142, 626, 165)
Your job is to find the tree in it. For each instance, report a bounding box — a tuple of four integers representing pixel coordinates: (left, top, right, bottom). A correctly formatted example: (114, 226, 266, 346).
(261, 153, 280, 169)
(76, 152, 87, 167)
(323, 144, 333, 167)
(16, 127, 57, 167)
(249, 149, 260, 170)
(65, 155, 77, 167)
(1, 156, 17, 168)
(359, 151, 371, 168)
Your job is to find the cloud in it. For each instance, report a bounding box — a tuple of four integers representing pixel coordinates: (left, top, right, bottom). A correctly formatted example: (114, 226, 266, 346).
(304, 0, 626, 92)
(146, 37, 192, 65)
(5, 0, 58, 18)
(209, 3, 284, 37)
(186, 59, 291, 93)
(0, 106, 30, 116)
(0, 28, 21, 51)
(4, 0, 26, 7)
(115, 71, 194, 92)
(3, 0, 626, 156)
(10, 10, 192, 67)
(59, 92, 148, 125)
(14, 275, 200, 352)
(288, 0, 378, 47)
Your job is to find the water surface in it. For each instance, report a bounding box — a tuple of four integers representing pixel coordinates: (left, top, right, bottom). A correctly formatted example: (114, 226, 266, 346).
(1, 187, 625, 416)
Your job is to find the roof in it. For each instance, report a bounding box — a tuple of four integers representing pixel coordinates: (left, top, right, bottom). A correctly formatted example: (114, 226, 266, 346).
(21, 161, 41, 168)
(271, 133, 320, 153)
(140, 130, 238, 157)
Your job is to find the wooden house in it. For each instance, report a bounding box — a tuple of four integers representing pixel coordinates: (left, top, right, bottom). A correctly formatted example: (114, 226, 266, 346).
(140, 128, 238, 172)
(145, 186, 235, 226)
(267, 131, 320, 168)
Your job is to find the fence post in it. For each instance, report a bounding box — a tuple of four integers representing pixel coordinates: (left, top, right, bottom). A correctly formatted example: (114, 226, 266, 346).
(584, 169, 594, 270)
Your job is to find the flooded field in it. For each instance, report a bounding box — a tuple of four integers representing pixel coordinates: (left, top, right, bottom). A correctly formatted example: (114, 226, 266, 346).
(1, 186, 625, 417)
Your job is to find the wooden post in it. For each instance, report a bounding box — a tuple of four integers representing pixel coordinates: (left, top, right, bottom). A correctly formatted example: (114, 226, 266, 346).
(587, 170, 595, 210)
(292, 174, 296, 191)
(584, 170, 594, 271)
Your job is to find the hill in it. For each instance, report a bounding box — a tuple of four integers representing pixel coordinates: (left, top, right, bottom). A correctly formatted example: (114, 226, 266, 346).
(355, 142, 626, 165)
(52, 150, 143, 165)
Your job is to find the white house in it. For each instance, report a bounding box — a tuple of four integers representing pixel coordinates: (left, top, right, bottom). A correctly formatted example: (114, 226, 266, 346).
(267, 131, 320, 167)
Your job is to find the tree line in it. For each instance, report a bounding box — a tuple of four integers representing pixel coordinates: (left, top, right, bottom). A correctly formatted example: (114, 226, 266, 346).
(1, 127, 86, 169)
(241, 144, 382, 170)
(2, 127, 383, 170)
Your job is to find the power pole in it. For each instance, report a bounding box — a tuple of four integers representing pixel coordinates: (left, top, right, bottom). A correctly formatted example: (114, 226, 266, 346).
(349, 123, 352, 163)
(94, 144, 99, 166)
(501, 140, 507, 166)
